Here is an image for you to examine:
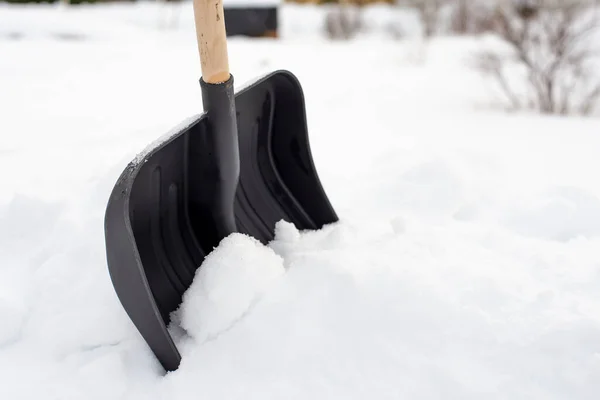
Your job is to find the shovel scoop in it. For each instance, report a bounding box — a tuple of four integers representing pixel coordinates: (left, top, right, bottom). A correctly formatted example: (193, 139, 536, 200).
(104, 0, 338, 372)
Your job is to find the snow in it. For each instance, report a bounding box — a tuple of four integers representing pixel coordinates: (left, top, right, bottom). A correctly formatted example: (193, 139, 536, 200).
(1, 1, 600, 400)
(171, 233, 286, 345)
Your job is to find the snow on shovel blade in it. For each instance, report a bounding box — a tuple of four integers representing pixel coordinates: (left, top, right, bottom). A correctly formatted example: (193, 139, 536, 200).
(104, 70, 338, 372)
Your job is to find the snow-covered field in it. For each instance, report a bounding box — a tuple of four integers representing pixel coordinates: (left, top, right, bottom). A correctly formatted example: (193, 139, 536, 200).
(1, 2, 600, 399)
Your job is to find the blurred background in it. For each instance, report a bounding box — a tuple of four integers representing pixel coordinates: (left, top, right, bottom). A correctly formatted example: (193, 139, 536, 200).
(1, 0, 599, 208)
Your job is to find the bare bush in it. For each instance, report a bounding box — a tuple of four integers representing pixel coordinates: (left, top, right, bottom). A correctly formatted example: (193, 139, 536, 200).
(399, 0, 448, 37)
(324, 3, 362, 40)
(449, 0, 468, 33)
(449, 0, 498, 35)
(474, 1, 600, 116)
(418, 0, 446, 37)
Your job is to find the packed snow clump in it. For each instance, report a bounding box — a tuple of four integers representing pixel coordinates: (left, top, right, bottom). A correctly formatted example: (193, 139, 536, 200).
(172, 233, 285, 344)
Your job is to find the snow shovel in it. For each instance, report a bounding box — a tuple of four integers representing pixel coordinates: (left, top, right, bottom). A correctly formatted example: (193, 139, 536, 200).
(104, 0, 337, 373)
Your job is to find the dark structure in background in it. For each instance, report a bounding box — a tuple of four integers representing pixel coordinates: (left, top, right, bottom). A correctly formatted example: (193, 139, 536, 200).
(224, 6, 279, 37)
(2, 0, 279, 37)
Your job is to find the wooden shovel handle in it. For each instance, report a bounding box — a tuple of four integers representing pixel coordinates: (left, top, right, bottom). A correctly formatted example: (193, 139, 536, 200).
(193, 0, 231, 84)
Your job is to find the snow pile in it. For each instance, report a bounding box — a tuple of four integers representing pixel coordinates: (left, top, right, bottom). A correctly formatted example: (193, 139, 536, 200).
(172, 233, 285, 345)
(160, 219, 600, 399)
(1, 2, 600, 400)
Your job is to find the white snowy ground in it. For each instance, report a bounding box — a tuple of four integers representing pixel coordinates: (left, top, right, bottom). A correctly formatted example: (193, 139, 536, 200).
(1, 2, 600, 399)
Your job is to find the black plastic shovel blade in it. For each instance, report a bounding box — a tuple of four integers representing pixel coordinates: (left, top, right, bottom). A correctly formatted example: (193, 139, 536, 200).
(104, 70, 338, 372)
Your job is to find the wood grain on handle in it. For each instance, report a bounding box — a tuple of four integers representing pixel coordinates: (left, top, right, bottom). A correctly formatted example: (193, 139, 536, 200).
(193, 0, 230, 84)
